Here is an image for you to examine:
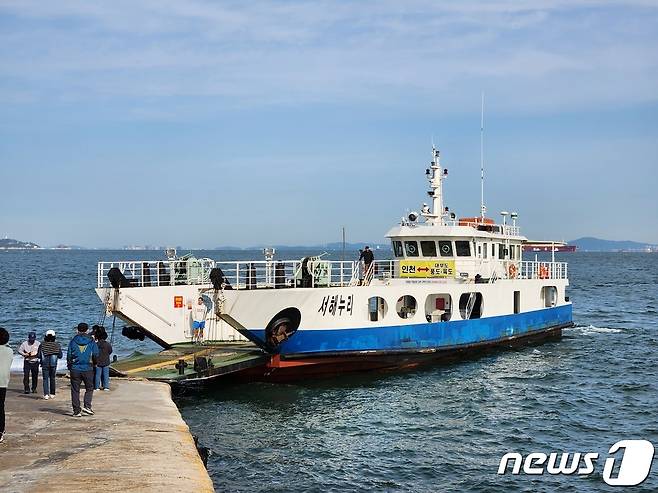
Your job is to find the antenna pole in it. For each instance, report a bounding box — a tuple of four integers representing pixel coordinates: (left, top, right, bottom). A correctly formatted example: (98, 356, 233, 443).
(342, 226, 346, 262)
(480, 92, 486, 219)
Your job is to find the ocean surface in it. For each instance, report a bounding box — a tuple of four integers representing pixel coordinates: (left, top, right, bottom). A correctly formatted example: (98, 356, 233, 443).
(1, 250, 657, 491)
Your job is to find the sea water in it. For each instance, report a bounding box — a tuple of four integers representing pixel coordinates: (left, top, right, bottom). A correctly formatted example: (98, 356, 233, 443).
(1, 250, 657, 491)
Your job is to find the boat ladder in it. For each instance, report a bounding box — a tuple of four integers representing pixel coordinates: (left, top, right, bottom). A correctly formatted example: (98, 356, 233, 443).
(489, 270, 498, 283)
(465, 291, 477, 319)
(349, 262, 375, 287)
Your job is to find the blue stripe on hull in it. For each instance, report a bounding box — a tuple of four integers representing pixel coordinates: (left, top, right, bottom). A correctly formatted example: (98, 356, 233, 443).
(249, 305, 572, 355)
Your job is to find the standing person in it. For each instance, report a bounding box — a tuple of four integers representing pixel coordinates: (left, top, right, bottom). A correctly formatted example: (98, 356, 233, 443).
(191, 297, 208, 344)
(18, 331, 40, 394)
(359, 246, 375, 281)
(39, 330, 63, 400)
(0, 327, 13, 444)
(67, 323, 99, 417)
(94, 328, 113, 391)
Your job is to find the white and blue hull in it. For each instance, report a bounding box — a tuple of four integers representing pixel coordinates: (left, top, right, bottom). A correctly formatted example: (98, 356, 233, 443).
(247, 305, 572, 357)
(97, 273, 572, 363)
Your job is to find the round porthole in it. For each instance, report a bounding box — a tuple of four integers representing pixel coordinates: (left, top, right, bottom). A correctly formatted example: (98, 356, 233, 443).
(396, 295, 417, 319)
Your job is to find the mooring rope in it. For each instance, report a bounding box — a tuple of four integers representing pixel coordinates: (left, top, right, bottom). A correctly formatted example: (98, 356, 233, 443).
(110, 314, 117, 347)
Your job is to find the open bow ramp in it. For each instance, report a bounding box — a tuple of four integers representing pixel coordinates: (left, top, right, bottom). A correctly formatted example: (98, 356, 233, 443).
(110, 343, 268, 386)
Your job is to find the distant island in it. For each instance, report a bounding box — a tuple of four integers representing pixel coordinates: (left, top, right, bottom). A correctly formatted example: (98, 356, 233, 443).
(0, 238, 40, 249)
(569, 237, 658, 252)
(3, 236, 656, 253)
(214, 242, 390, 251)
(0, 238, 85, 250)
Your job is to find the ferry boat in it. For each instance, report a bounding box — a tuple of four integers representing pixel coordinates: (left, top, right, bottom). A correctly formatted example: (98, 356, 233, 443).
(96, 147, 573, 379)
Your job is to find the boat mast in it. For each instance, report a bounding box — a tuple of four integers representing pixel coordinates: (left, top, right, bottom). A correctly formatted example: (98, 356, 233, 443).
(480, 92, 486, 219)
(423, 146, 446, 225)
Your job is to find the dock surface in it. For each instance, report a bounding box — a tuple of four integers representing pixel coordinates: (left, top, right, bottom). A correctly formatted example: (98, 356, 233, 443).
(0, 376, 214, 493)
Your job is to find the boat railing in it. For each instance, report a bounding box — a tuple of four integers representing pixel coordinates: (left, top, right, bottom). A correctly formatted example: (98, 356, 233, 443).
(97, 258, 568, 288)
(517, 260, 568, 280)
(97, 258, 217, 288)
(212, 260, 358, 289)
(97, 259, 360, 289)
(440, 220, 521, 236)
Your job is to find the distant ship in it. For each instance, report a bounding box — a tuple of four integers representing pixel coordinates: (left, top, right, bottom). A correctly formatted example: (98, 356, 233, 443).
(523, 242, 577, 253)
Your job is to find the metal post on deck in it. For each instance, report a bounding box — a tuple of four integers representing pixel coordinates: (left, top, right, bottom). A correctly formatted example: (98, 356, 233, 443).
(342, 226, 346, 262)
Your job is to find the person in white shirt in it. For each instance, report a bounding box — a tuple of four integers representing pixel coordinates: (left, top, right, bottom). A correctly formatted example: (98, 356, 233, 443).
(0, 327, 13, 444)
(18, 331, 40, 394)
(191, 297, 208, 344)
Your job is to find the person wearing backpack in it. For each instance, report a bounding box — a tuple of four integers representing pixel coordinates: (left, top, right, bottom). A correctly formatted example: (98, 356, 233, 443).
(67, 323, 99, 417)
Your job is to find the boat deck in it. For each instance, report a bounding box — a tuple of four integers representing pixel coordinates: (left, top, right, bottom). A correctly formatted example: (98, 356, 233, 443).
(111, 342, 268, 384)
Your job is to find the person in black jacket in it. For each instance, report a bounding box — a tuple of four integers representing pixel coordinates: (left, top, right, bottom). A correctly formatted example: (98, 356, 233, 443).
(39, 330, 63, 399)
(94, 328, 113, 391)
(359, 246, 375, 282)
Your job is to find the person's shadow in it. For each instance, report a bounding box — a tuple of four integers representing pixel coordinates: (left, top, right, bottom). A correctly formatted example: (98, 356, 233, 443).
(37, 407, 71, 416)
(8, 388, 36, 397)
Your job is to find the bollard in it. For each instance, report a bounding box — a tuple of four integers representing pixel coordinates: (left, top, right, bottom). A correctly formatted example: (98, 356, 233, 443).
(175, 359, 188, 375)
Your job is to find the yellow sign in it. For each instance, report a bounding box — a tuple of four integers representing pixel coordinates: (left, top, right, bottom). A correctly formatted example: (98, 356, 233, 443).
(399, 260, 456, 278)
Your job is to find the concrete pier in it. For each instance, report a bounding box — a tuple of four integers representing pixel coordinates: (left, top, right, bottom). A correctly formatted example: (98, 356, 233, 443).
(0, 376, 214, 492)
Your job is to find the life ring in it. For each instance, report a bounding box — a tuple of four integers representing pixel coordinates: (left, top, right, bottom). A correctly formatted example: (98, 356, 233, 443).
(539, 265, 550, 279)
(508, 264, 518, 278)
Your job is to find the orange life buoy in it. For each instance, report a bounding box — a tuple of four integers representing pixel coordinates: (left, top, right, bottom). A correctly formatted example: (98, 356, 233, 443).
(508, 264, 518, 278)
(539, 265, 550, 279)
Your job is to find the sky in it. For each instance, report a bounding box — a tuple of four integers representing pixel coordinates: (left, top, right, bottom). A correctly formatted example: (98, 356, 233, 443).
(1, 0, 657, 248)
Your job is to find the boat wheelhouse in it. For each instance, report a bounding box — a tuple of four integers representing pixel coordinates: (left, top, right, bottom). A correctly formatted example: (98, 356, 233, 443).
(96, 146, 572, 378)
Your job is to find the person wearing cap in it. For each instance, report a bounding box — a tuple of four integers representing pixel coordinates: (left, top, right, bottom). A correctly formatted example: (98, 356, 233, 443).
(18, 331, 41, 394)
(0, 327, 13, 444)
(39, 330, 63, 399)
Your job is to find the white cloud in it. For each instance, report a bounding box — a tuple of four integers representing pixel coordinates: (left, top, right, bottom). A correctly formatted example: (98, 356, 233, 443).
(1, 0, 657, 112)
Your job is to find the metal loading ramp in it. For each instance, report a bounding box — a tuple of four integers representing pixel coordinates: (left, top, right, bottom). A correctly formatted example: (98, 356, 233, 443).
(110, 342, 268, 385)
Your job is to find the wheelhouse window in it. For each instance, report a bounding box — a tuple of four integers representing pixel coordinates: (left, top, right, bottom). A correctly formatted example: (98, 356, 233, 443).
(498, 243, 505, 259)
(420, 240, 437, 257)
(392, 240, 403, 257)
(455, 241, 471, 257)
(438, 240, 453, 257)
(404, 241, 419, 257)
